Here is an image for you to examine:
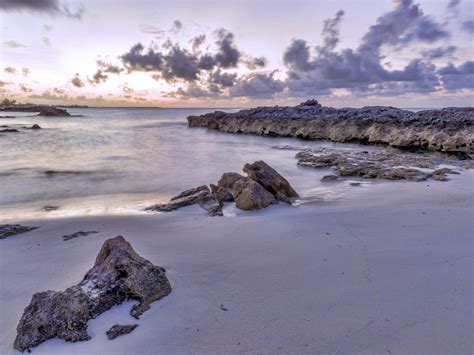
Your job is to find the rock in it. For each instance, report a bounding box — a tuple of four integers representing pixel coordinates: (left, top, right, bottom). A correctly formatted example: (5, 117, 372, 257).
(145, 185, 222, 216)
(106, 324, 138, 340)
(296, 146, 471, 182)
(349, 182, 362, 186)
(14, 236, 171, 352)
(0, 128, 19, 133)
(321, 174, 339, 181)
(24, 124, 42, 129)
(0, 224, 38, 239)
(217, 172, 246, 189)
(63, 231, 98, 241)
(430, 168, 460, 181)
(243, 161, 299, 203)
(37, 107, 70, 116)
(188, 103, 474, 155)
(233, 178, 277, 210)
(213, 186, 234, 203)
(44, 205, 59, 211)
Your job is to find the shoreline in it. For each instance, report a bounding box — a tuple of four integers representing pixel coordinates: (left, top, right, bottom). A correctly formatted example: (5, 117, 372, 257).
(1, 172, 472, 354)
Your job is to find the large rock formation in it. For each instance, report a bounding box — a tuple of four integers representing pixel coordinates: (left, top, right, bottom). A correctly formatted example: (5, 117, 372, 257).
(188, 101, 474, 156)
(14, 236, 171, 352)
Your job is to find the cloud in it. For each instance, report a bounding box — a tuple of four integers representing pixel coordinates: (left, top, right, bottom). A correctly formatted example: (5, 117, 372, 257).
(421, 46, 457, 60)
(22, 67, 30, 76)
(71, 73, 85, 88)
(53, 87, 65, 94)
(121, 83, 134, 94)
(462, 20, 474, 34)
(97, 60, 123, 74)
(0, 81, 13, 87)
(171, 20, 183, 34)
(42, 36, 51, 47)
(89, 70, 108, 85)
(19, 84, 33, 93)
(44, 24, 53, 31)
(3, 40, 27, 48)
(4, 67, 16, 74)
(229, 72, 285, 98)
(138, 24, 164, 37)
(282, 1, 456, 97)
(438, 61, 474, 91)
(0, 0, 85, 19)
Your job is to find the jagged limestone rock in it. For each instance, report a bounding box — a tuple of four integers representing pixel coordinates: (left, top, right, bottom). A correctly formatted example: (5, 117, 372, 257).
(14, 236, 171, 352)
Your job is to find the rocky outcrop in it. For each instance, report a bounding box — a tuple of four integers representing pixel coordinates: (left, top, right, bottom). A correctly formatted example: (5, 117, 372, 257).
(14, 236, 171, 352)
(106, 324, 138, 340)
(233, 178, 277, 210)
(243, 161, 299, 203)
(146, 161, 298, 214)
(145, 185, 223, 216)
(0, 224, 38, 239)
(188, 101, 474, 156)
(0, 128, 19, 133)
(294, 147, 466, 182)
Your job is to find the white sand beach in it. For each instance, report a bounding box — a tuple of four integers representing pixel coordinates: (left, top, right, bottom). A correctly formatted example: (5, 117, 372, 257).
(1, 171, 472, 354)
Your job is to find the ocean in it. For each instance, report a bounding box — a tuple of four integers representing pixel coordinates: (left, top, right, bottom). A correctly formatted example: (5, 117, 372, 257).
(0, 107, 427, 221)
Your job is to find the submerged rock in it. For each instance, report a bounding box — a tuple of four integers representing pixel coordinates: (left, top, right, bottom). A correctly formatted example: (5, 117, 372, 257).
(188, 102, 474, 155)
(295, 147, 467, 182)
(62, 231, 98, 241)
(145, 185, 223, 216)
(0, 128, 19, 133)
(233, 178, 277, 210)
(0, 224, 38, 239)
(106, 324, 138, 340)
(14, 236, 171, 352)
(243, 160, 299, 203)
(23, 124, 41, 130)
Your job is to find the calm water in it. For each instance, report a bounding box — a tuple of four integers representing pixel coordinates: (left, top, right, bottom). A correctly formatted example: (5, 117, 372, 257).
(0, 107, 424, 221)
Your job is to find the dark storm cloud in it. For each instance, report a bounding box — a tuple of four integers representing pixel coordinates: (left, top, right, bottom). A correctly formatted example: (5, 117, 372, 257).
(0, 0, 85, 19)
(120, 28, 267, 85)
(71, 73, 85, 88)
(229, 72, 285, 98)
(282, 0, 457, 97)
(437, 61, 474, 91)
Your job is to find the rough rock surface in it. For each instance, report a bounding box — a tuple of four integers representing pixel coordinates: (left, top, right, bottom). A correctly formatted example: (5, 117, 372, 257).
(0, 224, 38, 239)
(233, 178, 277, 210)
(294, 147, 466, 182)
(63, 231, 98, 241)
(14, 236, 171, 352)
(243, 161, 299, 203)
(188, 100, 474, 155)
(145, 185, 223, 216)
(106, 324, 138, 340)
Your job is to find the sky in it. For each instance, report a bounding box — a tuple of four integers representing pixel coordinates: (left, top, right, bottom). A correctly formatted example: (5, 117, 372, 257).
(0, 0, 473, 108)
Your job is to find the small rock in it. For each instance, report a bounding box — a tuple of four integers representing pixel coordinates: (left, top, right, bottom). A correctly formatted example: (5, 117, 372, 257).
(0, 224, 37, 239)
(106, 324, 138, 340)
(0, 128, 19, 133)
(37, 107, 70, 116)
(220, 304, 228, 311)
(63, 231, 98, 241)
(44, 205, 59, 211)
